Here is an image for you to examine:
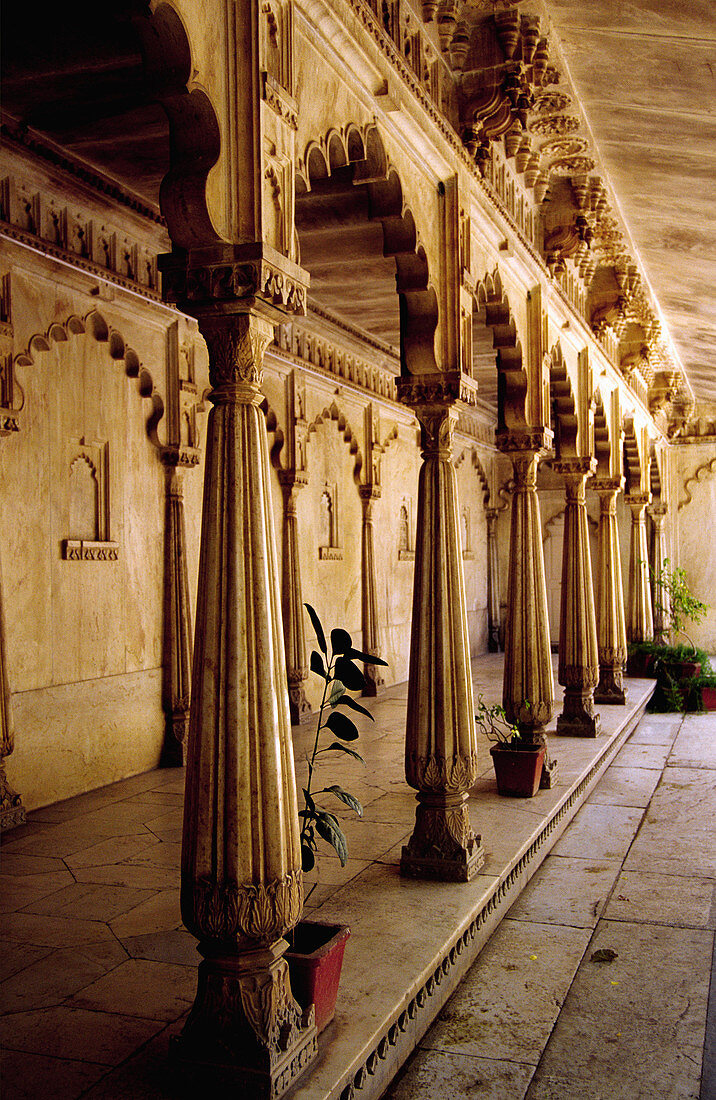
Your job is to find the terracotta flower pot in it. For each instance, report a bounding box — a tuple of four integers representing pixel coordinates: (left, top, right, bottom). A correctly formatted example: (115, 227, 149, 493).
(286, 920, 350, 1032)
(490, 744, 545, 798)
(701, 686, 716, 710)
(627, 650, 656, 677)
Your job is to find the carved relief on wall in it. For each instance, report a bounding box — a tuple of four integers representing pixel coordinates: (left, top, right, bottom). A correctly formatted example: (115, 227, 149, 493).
(461, 506, 474, 560)
(63, 438, 119, 561)
(398, 498, 415, 560)
(318, 484, 342, 560)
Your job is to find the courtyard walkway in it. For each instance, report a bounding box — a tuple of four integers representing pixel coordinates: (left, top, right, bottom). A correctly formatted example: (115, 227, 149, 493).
(384, 711, 716, 1100)
(0, 658, 712, 1099)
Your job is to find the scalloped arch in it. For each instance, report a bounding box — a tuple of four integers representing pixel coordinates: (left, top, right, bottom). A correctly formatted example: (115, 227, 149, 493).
(454, 446, 490, 507)
(473, 268, 528, 434)
(14, 310, 165, 451)
(548, 343, 578, 459)
(679, 456, 716, 511)
(308, 400, 363, 483)
(296, 124, 438, 375)
(622, 418, 643, 494)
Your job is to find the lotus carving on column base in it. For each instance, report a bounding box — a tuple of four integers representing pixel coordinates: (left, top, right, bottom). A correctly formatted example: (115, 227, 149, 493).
(185, 873, 303, 944)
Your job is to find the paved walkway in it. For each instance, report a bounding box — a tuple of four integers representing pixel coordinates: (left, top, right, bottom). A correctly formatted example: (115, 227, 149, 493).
(383, 712, 716, 1100)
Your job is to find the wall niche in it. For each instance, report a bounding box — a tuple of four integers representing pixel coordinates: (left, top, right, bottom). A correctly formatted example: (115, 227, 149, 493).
(63, 438, 119, 561)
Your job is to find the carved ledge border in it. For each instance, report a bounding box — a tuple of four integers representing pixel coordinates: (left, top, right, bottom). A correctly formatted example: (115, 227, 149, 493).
(63, 540, 119, 562)
(398, 549, 415, 561)
(319, 546, 344, 561)
(0, 224, 163, 304)
(331, 693, 652, 1100)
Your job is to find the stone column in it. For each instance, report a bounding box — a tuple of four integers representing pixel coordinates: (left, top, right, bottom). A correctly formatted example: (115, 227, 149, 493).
(593, 479, 628, 704)
(626, 493, 654, 644)
(486, 507, 501, 652)
(553, 458, 600, 737)
(649, 503, 669, 643)
(160, 463, 193, 766)
(278, 471, 310, 724)
(0, 554, 24, 831)
(500, 440, 554, 771)
(175, 313, 317, 1095)
(398, 392, 484, 882)
(359, 485, 385, 696)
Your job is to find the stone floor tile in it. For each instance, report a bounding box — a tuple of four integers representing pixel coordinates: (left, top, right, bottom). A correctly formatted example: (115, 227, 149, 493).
(121, 790, 184, 808)
(338, 820, 411, 860)
(71, 1019, 188, 1100)
(64, 833, 161, 870)
(0, 939, 128, 1015)
(0, 852, 68, 876)
(0, 1005, 165, 1064)
(121, 930, 198, 967)
(628, 714, 682, 745)
(0, 942, 53, 983)
(0, 869, 76, 913)
(68, 958, 197, 1021)
(423, 919, 591, 1064)
(124, 841, 182, 869)
(304, 856, 371, 889)
(0, 912, 119, 948)
(669, 714, 716, 769)
(23, 882, 157, 921)
(550, 804, 644, 861)
(586, 765, 661, 808)
(604, 870, 716, 928)
(71, 862, 180, 890)
(109, 889, 182, 939)
(612, 741, 672, 770)
(0, 1048, 109, 1100)
(525, 920, 712, 1100)
(507, 856, 622, 928)
(623, 766, 716, 877)
(347, 792, 417, 825)
(2, 828, 106, 859)
(384, 1049, 535, 1099)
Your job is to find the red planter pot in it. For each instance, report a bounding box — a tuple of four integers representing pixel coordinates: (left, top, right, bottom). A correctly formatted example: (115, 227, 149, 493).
(490, 744, 545, 798)
(701, 686, 716, 710)
(286, 920, 350, 1032)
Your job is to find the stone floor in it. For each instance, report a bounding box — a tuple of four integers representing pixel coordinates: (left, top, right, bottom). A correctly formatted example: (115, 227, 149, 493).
(383, 710, 716, 1100)
(0, 655, 700, 1100)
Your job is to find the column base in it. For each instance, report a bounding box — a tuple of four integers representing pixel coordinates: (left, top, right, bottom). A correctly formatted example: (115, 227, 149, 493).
(362, 667, 385, 698)
(288, 678, 311, 726)
(160, 710, 190, 768)
(556, 709, 601, 738)
(594, 669, 627, 706)
(0, 759, 26, 831)
(400, 792, 485, 882)
(172, 940, 317, 1100)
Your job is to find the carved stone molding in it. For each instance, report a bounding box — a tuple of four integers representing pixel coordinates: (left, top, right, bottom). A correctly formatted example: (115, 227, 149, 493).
(62, 540, 119, 562)
(262, 71, 298, 129)
(160, 245, 309, 320)
(396, 371, 475, 411)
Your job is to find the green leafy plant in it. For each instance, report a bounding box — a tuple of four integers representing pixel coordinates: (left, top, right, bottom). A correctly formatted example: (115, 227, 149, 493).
(651, 558, 708, 652)
(299, 603, 388, 876)
(474, 694, 522, 746)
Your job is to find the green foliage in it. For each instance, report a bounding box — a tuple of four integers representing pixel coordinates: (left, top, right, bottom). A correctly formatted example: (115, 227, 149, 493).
(640, 641, 712, 713)
(651, 558, 709, 650)
(474, 694, 521, 747)
(299, 604, 388, 875)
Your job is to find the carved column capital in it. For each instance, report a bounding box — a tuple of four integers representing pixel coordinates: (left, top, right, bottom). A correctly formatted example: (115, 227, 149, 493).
(648, 503, 669, 528)
(415, 404, 458, 459)
(593, 476, 625, 496)
(625, 491, 651, 517)
(199, 313, 274, 397)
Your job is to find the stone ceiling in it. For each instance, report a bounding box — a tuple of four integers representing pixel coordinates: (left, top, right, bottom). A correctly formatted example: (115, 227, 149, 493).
(544, 0, 716, 402)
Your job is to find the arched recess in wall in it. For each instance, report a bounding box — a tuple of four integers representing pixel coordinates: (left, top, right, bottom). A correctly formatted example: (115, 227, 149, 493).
(593, 390, 612, 478)
(2, 4, 221, 246)
(622, 418, 643, 495)
(295, 125, 439, 376)
(307, 400, 363, 485)
(472, 269, 530, 435)
(649, 441, 663, 503)
(454, 446, 490, 508)
(548, 343, 578, 459)
(14, 311, 165, 448)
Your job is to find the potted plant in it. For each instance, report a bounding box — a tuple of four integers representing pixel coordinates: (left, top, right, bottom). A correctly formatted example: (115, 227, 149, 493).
(652, 558, 708, 674)
(695, 671, 716, 711)
(286, 603, 387, 1032)
(475, 695, 547, 798)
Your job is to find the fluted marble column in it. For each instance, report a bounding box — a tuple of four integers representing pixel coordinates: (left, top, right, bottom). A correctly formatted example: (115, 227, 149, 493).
(486, 507, 501, 652)
(0, 554, 24, 831)
(553, 458, 600, 737)
(175, 313, 317, 1095)
(500, 441, 555, 780)
(278, 471, 310, 724)
(593, 479, 628, 704)
(626, 493, 654, 644)
(649, 503, 669, 643)
(399, 398, 483, 882)
(359, 485, 385, 696)
(160, 463, 193, 766)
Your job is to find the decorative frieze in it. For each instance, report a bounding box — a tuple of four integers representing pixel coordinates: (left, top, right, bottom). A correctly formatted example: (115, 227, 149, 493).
(160, 245, 308, 317)
(63, 540, 119, 562)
